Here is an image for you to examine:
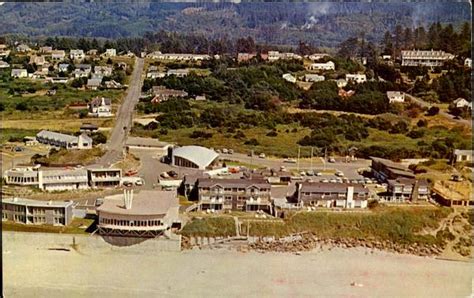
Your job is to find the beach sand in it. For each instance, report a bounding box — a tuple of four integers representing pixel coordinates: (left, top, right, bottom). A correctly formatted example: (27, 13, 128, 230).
(2, 238, 473, 298)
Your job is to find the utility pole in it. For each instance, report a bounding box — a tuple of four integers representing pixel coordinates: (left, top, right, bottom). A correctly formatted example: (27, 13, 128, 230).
(310, 147, 313, 171)
(323, 147, 327, 171)
(297, 146, 301, 172)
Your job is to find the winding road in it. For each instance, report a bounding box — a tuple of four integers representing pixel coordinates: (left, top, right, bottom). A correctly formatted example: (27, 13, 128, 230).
(97, 58, 144, 166)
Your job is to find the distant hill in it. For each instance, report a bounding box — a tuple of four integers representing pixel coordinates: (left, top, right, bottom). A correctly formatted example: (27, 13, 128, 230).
(0, 2, 471, 48)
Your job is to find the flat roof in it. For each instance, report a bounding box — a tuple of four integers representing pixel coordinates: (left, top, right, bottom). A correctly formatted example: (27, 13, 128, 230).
(299, 182, 368, 194)
(126, 137, 170, 148)
(198, 178, 270, 189)
(97, 190, 178, 216)
(2, 197, 73, 208)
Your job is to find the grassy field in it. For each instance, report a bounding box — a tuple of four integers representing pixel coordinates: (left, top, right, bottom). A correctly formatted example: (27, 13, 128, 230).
(134, 124, 312, 157)
(180, 216, 236, 237)
(1, 218, 95, 235)
(34, 147, 105, 165)
(241, 207, 453, 246)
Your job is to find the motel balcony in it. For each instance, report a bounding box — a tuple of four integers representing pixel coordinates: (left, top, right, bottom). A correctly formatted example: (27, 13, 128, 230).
(98, 223, 168, 231)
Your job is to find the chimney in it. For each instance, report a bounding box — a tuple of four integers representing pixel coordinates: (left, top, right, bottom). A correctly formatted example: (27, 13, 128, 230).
(346, 186, 354, 208)
(123, 189, 134, 209)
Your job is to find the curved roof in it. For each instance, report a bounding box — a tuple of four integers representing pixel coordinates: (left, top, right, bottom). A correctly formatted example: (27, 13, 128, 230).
(173, 146, 219, 168)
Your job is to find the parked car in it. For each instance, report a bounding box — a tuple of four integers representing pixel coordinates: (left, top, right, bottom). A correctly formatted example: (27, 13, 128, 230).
(300, 171, 306, 176)
(259, 153, 266, 159)
(329, 179, 337, 183)
(315, 172, 322, 176)
(123, 181, 133, 187)
(283, 158, 297, 163)
(320, 179, 329, 183)
(160, 172, 170, 179)
(167, 170, 178, 178)
(335, 171, 344, 177)
(228, 149, 234, 154)
(306, 170, 314, 176)
(328, 157, 336, 163)
(13, 146, 24, 152)
(222, 148, 228, 154)
(135, 179, 144, 186)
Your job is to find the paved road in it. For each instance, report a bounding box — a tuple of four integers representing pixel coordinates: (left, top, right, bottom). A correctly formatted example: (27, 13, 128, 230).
(97, 58, 145, 166)
(405, 93, 472, 127)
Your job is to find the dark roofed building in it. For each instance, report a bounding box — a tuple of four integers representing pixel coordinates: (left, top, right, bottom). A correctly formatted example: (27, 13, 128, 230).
(386, 178, 429, 202)
(151, 86, 188, 103)
(370, 156, 415, 182)
(291, 182, 369, 208)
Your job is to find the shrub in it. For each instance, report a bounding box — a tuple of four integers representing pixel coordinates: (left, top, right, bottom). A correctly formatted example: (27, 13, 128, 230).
(426, 106, 440, 116)
(244, 138, 260, 146)
(266, 130, 278, 137)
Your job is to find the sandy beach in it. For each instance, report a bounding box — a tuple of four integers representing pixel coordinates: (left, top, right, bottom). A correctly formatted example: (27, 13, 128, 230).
(2, 236, 473, 298)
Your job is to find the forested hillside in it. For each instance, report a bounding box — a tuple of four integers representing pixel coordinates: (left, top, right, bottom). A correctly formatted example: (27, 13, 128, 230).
(1, 2, 470, 48)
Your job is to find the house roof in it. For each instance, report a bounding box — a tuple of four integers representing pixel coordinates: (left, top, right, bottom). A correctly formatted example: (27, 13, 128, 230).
(97, 190, 178, 216)
(197, 178, 270, 189)
(126, 137, 170, 148)
(173, 146, 219, 168)
(454, 149, 473, 156)
(41, 168, 88, 177)
(89, 97, 111, 107)
(299, 182, 368, 194)
(87, 78, 102, 87)
(2, 197, 73, 208)
(36, 130, 78, 143)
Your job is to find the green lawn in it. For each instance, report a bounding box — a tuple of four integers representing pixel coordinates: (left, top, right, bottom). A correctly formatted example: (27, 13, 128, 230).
(180, 216, 236, 237)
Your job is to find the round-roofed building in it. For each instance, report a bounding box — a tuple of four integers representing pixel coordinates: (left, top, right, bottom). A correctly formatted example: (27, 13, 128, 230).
(169, 146, 219, 170)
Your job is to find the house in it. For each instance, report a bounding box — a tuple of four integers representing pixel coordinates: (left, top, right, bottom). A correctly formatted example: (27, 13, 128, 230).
(80, 123, 99, 132)
(304, 74, 325, 82)
(0, 46, 10, 58)
(51, 50, 66, 60)
(431, 181, 472, 207)
(166, 69, 189, 77)
(196, 178, 272, 212)
(125, 137, 171, 154)
(291, 182, 369, 208)
(2, 197, 73, 226)
(387, 91, 405, 103)
(267, 51, 302, 61)
(151, 86, 188, 103)
(345, 74, 367, 84)
(104, 80, 123, 89)
(306, 53, 329, 61)
(237, 53, 258, 62)
(385, 178, 429, 202)
(87, 49, 98, 56)
(88, 97, 112, 117)
(36, 130, 93, 150)
(370, 156, 415, 182)
(70, 49, 85, 60)
(58, 63, 70, 73)
(87, 78, 102, 90)
(453, 98, 471, 109)
(29, 55, 46, 66)
(16, 44, 31, 52)
(401, 49, 454, 67)
(147, 52, 211, 61)
(39, 46, 53, 54)
(105, 48, 116, 57)
(464, 58, 472, 68)
(94, 66, 113, 76)
(451, 149, 472, 164)
(49, 77, 69, 84)
(97, 189, 181, 237)
(194, 95, 206, 101)
(282, 73, 297, 83)
(146, 71, 166, 79)
(168, 146, 219, 170)
(11, 69, 28, 78)
(338, 89, 355, 98)
(0, 61, 10, 69)
(307, 61, 335, 71)
(381, 55, 392, 61)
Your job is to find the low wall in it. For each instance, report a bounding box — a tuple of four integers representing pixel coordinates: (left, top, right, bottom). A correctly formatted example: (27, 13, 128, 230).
(2, 231, 181, 253)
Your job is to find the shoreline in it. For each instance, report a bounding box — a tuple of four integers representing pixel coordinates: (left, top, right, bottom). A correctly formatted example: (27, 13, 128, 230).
(3, 236, 473, 297)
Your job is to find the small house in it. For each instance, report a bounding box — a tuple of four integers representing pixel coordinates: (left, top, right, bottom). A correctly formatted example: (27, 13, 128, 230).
(345, 74, 367, 84)
(387, 91, 405, 103)
(282, 73, 297, 83)
(87, 78, 102, 90)
(70, 49, 85, 61)
(11, 69, 28, 78)
(453, 98, 471, 109)
(105, 48, 116, 57)
(88, 97, 112, 117)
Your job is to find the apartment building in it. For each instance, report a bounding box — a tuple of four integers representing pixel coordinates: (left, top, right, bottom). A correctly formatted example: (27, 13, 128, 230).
(291, 182, 369, 208)
(36, 130, 92, 150)
(196, 178, 272, 212)
(88, 168, 122, 188)
(2, 197, 73, 226)
(401, 50, 454, 67)
(386, 178, 429, 202)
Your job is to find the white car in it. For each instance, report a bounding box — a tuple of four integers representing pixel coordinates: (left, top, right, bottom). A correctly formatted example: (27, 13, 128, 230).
(222, 148, 228, 154)
(135, 179, 144, 186)
(335, 171, 344, 177)
(284, 158, 297, 163)
(315, 172, 322, 176)
(259, 153, 266, 159)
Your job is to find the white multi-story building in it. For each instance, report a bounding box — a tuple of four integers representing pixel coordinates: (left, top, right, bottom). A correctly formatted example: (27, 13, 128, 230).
(304, 74, 325, 82)
(307, 61, 335, 71)
(147, 52, 212, 61)
(11, 69, 28, 78)
(401, 49, 454, 67)
(464, 58, 472, 68)
(282, 73, 297, 83)
(345, 74, 367, 84)
(105, 48, 117, 57)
